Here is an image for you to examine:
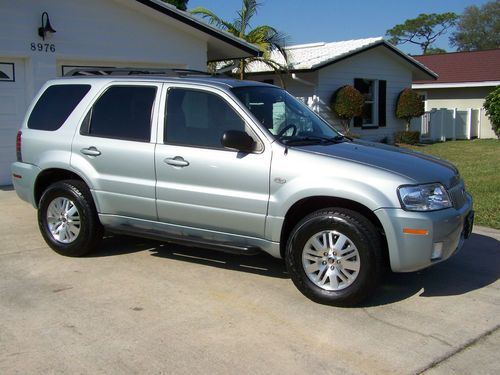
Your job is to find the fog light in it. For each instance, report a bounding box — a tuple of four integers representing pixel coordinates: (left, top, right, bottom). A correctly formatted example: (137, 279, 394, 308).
(431, 242, 443, 260)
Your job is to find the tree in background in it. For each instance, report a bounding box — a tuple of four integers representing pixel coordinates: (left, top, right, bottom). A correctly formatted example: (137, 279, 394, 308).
(484, 86, 500, 138)
(330, 86, 364, 134)
(425, 47, 447, 55)
(386, 13, 458, 54)
(395, 89, 424, 131)
(161, 0, 189, 11)
(190, 0, 288, 81)
(450, 0, 500, 51)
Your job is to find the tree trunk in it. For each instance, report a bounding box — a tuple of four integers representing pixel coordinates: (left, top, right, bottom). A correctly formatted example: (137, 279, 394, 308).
(239, 59, 245, 80)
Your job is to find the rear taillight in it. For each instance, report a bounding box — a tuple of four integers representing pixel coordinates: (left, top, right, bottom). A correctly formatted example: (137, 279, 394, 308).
(16, 131, 22, 162)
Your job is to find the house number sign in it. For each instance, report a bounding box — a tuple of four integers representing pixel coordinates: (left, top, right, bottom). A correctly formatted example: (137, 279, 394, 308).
(30, 43, 56, 53)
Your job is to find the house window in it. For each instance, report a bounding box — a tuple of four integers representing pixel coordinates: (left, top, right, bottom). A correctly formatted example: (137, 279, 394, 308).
(354, 78, 386, 128)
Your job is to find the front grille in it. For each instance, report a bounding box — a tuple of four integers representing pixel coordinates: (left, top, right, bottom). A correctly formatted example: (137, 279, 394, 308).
(448, 181, 467, 209)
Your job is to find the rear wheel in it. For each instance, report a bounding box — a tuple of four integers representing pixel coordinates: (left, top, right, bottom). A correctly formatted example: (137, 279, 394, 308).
(285, 208, 383, 307)
(38, 180, 103, 256)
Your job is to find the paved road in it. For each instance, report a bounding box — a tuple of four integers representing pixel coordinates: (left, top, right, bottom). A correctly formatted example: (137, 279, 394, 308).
(1, 188, 499, 374)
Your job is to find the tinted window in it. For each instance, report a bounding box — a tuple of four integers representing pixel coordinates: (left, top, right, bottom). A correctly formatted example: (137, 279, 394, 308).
(89, 86, 156, 142)
(28, 84, 90, 130)
(165, 88, 246, 148)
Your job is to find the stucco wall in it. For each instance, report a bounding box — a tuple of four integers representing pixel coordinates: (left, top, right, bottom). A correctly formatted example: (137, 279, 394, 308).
(421, 86, 495, 110)
(0, 0, 207, 97)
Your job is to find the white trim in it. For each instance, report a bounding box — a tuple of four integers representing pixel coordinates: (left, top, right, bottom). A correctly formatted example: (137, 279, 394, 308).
(412, 81, 500, 89)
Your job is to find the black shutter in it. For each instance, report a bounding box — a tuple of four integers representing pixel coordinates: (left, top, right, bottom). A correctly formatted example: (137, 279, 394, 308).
(378, 80, 387, 127)
(353, 78, 363, 127)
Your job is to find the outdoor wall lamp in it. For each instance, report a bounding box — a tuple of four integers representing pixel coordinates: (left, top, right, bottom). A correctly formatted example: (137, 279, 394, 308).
(38, 12, 56, 40)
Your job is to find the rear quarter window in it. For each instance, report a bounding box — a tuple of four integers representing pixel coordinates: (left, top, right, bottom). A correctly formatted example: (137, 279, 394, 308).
(28, 84, 91, 130)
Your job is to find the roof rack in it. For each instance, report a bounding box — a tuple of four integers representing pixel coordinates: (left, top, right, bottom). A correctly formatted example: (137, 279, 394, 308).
(63, 67, 215, 77)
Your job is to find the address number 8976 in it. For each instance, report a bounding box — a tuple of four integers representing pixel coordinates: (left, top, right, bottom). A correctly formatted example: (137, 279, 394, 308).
(30, 43, 56, 53)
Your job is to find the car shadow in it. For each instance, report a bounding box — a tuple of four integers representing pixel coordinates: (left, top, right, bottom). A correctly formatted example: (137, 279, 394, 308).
(90, 234, 289, 279)
(363, 232, 500, 306)
(0, 185, 14, 191)
(90, 232, 499, 304)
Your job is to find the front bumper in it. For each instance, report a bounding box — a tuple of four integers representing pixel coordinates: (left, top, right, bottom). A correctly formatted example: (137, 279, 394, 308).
(375, 193, 473, 272)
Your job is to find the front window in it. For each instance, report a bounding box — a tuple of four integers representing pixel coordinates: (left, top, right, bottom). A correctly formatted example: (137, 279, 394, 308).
(232, 86, 340, 144)
(355, 78, 377, 126)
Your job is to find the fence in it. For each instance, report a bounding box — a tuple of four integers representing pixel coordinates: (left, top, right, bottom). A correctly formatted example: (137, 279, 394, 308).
(411, 108, 497, 141)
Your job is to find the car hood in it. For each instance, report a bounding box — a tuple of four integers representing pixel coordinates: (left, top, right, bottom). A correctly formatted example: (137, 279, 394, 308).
(296, 140, 460, 188)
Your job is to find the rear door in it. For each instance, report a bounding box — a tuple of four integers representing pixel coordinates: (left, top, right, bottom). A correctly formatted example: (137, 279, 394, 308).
(71, 82, 161, 220)
(155, 85, 272, 238)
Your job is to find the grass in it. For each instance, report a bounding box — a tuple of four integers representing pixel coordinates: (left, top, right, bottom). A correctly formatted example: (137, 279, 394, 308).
(401, 139, 500, 229)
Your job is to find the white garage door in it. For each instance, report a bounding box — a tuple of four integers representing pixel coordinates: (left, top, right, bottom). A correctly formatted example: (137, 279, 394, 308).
(0, 59, 26, 186)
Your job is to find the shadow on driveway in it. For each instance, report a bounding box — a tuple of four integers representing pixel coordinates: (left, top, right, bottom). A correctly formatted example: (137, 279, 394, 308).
(89, 232, 499, 305)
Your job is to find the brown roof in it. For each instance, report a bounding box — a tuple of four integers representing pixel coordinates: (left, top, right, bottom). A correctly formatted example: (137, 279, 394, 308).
(413, 49, 500, 84)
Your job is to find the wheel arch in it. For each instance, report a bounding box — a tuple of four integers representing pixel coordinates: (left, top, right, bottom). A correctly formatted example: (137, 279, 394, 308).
(34, 168, 90, 208)
(280, 196, 388, 262)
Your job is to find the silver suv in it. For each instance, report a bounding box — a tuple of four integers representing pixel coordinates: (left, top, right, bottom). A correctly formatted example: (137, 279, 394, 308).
(11, 69, 474, 306)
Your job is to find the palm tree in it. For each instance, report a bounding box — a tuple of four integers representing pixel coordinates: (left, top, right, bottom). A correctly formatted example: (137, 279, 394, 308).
(190, 0, 288, 83)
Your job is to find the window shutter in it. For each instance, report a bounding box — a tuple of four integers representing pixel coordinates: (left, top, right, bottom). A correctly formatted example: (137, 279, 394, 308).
(378, 80, 387, 127)
(353, 78, 363, 127)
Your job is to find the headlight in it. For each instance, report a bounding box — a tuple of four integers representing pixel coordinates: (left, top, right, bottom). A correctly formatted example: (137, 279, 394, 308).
(398, 183, 452, 211)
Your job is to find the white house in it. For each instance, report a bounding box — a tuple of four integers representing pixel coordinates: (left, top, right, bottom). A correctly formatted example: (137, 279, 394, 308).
(0, 0, 259, 185)
(412, 49, 499, 140)
(245, 37, 437, 141)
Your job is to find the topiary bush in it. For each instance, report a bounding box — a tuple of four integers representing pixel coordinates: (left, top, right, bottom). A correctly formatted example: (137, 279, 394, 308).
(330, 85, 364, 134)
(395, 130, 421, 145)
(484, 85, 500, 139)
(396, 89, 424, 131)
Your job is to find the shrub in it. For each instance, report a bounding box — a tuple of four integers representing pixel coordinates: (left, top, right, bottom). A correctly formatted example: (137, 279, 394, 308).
(330, 85, 364, 134)
(484, 86, 500, 138)
(395, 130, 421, 145)
(396, 89, 424, 131)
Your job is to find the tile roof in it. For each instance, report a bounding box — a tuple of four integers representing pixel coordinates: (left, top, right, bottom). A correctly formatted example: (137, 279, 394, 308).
(413, 49, 500, 84)
(244, 37, 436, 80)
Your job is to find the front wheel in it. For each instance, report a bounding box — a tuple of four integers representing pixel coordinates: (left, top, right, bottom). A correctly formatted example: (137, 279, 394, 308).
(38, 180, 103, 257)
(285, 208, 383, 307)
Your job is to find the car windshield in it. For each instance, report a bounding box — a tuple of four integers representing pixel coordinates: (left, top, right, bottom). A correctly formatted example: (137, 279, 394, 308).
(231, 86, 342, 145)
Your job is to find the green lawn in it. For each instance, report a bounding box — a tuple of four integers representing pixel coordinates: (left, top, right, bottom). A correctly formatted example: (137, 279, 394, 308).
(401, 139, 500, 229)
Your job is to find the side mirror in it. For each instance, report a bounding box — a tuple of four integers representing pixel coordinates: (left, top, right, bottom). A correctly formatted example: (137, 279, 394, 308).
(221, 130, 256, 152)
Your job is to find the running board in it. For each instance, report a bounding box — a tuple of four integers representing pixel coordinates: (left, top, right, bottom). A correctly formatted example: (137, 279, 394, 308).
(105, 222, 262, 256)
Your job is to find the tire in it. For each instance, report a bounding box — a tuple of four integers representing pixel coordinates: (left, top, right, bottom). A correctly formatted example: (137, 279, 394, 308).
(285, 208, 383, 307)
(38, 180, 103, 257)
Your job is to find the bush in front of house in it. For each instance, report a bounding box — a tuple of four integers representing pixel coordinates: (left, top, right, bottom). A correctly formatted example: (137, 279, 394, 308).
(395, 130, 421, 145)
(330, 85, 364, 134)
(484, 85, 500, 138)
(396, 88, 424, 131)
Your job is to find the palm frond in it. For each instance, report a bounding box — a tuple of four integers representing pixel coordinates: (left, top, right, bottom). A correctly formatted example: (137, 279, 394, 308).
(234, 0, 260, 37)
(190, 7, 238, 34)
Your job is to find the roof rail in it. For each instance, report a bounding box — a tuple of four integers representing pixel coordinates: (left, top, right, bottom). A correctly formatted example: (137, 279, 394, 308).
(63, 67, 214, 77)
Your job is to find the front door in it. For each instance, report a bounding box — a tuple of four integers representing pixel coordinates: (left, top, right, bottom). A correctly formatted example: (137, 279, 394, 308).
(155, 86, 271, 238)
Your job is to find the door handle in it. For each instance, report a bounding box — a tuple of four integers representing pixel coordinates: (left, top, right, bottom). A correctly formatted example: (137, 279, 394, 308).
(80, 146, 101, 157)
(165, 156, 190, 167)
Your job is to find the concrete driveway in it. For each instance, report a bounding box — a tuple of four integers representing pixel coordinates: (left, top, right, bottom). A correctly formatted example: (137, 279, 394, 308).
(1, 187, 499, 374)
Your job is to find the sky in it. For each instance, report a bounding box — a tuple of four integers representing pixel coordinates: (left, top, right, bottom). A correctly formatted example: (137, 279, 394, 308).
(187, 0, 492, 55)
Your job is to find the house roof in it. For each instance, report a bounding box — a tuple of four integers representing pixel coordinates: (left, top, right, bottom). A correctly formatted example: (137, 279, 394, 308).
(413, 49, 500, 88)
(133, 0, 260, 60)
(245, 37, 437, 80)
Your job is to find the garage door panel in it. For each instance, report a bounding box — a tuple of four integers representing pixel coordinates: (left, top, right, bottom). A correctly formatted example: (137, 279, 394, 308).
(0, 58, 25, 185)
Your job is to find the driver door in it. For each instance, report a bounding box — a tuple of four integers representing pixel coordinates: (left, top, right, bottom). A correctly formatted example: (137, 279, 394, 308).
(154, 86, 271, 238)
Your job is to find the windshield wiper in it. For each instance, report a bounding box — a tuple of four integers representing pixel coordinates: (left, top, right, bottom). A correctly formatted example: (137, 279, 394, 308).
(282, 135, 346, 145)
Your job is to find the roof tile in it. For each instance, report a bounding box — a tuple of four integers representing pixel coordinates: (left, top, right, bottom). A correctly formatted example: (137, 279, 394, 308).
(413, 49, 500, 84)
